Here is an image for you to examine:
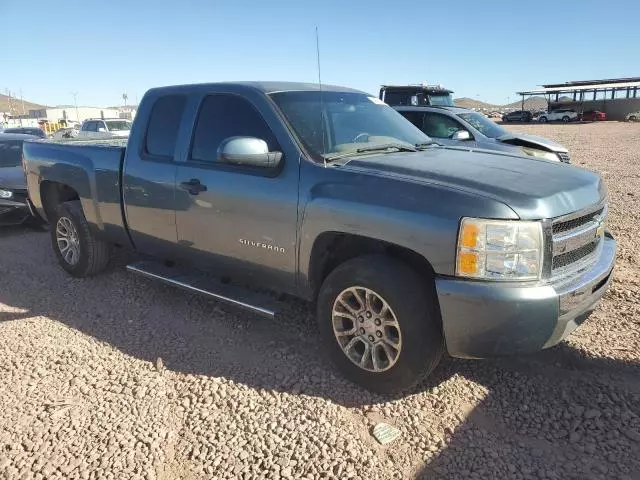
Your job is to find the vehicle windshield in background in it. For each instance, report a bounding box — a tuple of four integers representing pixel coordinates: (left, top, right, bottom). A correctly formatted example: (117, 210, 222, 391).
(0, 140, 22, 167)
(4, 128, 43, 137)
(105, 121, 132, 131)
(457, 112, 508, 139)
(427, 94, 454, 106)
(269, 91, 432, 160)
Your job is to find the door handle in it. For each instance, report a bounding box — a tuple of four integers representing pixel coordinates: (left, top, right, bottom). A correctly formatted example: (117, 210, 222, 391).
(180, 178, 207, 195)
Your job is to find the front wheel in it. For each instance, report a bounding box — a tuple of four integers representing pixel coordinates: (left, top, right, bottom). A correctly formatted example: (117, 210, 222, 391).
(50, 200, 111, 277)
(317, 255, 444, 393)
(629, 115, 637, 122)
(539, 116, 548, 123)
(562, 116, 570, 123)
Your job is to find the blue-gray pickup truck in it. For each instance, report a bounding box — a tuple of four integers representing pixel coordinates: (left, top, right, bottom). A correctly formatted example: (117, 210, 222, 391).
(23, 82, 616, 393)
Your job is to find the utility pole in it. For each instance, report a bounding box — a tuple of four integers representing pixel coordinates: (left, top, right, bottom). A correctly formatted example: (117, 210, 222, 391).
(71, 91, 80, 123)
(20, 89, 25, 115)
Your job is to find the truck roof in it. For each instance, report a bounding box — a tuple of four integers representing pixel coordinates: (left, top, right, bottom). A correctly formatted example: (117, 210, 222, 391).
(147, 81, 366, 95)
(381, 84, 454, 94)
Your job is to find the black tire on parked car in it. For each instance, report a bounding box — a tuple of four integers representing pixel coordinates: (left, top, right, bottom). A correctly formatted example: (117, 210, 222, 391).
(50, 200, 111, 277)
(539, 116, 548, 123)
(317, 255, 444, 394)
(562, 116, 570, 123)
(629, 115, 637, 122)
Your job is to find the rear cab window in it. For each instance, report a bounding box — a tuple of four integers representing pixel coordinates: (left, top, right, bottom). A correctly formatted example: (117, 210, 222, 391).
(144, 95, 187, 159)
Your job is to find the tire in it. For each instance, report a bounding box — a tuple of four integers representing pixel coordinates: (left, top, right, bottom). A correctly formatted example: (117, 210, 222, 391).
(629, 115, 637, 122)
(562, 116, 570, 123)
(539, 116, 547, 123)
(50, 200, 111, 277)
(317, 255, 444, 394)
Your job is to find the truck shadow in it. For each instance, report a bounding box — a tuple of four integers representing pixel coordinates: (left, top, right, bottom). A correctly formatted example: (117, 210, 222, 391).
(0, 232, 639, 479)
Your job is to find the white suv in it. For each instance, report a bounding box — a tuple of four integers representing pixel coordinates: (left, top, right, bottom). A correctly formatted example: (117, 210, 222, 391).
(78, 119, 132, 138)
(538, 109, 578, 123)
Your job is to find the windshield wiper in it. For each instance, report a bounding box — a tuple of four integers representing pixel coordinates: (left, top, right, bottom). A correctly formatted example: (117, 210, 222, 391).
(415, 141, 439, 149)
(324, 143, 417, 162)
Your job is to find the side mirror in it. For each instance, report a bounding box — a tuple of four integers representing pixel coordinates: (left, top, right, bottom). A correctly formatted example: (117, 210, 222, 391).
(452, 130, 471, 141)
(217, 136, 282, 168)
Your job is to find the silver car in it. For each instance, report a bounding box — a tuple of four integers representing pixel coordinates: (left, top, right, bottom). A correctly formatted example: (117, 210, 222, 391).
(395, 105, 571, 163)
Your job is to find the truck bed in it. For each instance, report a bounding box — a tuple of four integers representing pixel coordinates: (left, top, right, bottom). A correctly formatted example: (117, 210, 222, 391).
(23, 139, 131, 247)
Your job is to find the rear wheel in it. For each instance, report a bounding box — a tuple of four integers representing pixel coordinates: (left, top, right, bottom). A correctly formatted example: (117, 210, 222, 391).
(317, 255, 444, 393)
(629, 115, 637, 122)
(50, 200, 111, 277)
(562, 116, 570, 123)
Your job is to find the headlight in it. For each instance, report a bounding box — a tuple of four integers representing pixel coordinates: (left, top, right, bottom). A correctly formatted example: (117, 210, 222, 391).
(456, 218, 543, 280)
(521, 147, 559, 162)
(0, 189, 13, 199)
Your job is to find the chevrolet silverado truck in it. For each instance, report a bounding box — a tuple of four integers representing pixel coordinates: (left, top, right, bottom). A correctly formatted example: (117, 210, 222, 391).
(23, 82, 616, 393)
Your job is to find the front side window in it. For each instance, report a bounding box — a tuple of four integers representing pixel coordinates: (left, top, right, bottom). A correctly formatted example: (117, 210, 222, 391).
(191, 95, 278, 164)
(269, 91, 431, 160)
(145, 95, 186, 158)
(0, 140, 22, 167)
(82, 121, 96, 132)
(421, 112, 466, 138)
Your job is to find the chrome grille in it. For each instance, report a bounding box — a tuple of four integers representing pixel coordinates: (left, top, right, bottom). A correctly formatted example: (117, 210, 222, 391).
(552, 241, 598, 270)
(553, 206, 604, 234)
(556, 152, 571, 163)
(550, 203, 606, 279)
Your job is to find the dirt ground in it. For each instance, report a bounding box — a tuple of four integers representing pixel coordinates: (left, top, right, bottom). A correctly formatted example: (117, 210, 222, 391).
(0, 122, 638, 480)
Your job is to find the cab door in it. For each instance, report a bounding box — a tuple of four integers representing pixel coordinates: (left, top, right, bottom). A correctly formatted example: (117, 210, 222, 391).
(122, 94, 187, 257)
(173, 91, 300, 293)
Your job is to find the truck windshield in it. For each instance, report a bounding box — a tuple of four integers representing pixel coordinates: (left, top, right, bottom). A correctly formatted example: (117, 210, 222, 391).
(105, 120, 131, 131)
(427, 94, 454, 106)
(457, 112, 508, 139)
(269, 91, 432, 160)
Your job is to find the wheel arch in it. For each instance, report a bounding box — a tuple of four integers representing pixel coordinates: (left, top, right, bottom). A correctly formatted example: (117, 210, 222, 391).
(306, 231, 438, 302)
(40, 180, 81, 223)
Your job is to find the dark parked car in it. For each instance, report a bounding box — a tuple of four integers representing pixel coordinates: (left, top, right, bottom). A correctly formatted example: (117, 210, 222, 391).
(579, 110, 606, 122)
(502, 110, 533, 122)
(2, 127, 47, 139)
(0, 133, 39, 225)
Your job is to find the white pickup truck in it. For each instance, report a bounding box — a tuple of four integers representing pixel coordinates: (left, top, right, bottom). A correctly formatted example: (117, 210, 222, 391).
(538, 109, 579, 123)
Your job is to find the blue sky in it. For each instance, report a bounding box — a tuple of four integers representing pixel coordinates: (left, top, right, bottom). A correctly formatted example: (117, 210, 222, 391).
(2, 0, 638, 107)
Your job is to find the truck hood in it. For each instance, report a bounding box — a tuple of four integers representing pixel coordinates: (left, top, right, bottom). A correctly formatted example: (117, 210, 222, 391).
(497, 133, 568, 153)
(343, 147, 604, 220)
(0, 166, 27, 190)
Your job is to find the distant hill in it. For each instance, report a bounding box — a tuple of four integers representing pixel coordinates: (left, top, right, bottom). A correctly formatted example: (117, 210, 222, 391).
(0, 94, 47, 114)
(455, 96, 548, 111)
(504, 97, 548, 110)
(454, 98, 499, 110)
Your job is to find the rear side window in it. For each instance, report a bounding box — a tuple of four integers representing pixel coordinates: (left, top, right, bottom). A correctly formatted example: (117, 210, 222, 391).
(145, 95, 187, 158)
(399, 111, 425, 129)
(191, 94, 278, 164)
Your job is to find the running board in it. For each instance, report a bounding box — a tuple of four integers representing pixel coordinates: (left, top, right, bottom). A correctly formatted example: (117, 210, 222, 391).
(126, 261, 278, 318)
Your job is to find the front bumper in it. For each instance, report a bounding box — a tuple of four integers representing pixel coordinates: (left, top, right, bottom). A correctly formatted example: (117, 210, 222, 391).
(0, 198, 30, 226)
(435, 233, 616, 359)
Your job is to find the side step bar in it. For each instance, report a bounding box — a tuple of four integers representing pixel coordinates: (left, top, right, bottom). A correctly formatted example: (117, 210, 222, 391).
(126, 261, 278, 318)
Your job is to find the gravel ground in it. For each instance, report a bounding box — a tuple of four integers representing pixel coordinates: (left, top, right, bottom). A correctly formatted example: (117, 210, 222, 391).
(1, 122, 639, 480)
